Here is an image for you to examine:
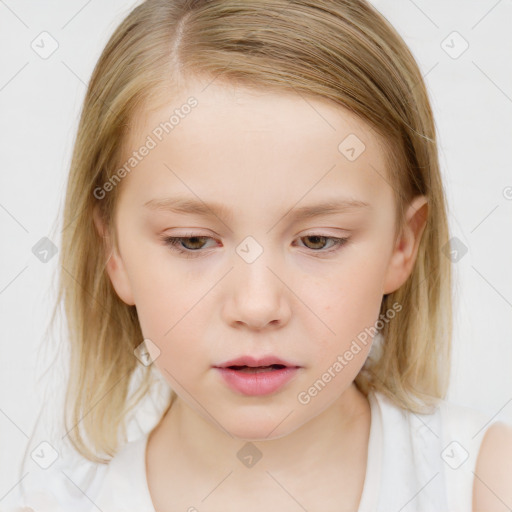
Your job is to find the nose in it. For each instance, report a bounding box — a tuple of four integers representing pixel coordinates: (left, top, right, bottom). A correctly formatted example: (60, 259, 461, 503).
(222, 252, 292, 331)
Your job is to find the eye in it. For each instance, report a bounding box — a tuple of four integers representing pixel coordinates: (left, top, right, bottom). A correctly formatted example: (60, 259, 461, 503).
(161, 235, 214, 258)
(295, 235, 350, 254)
(160, 234, 350, 258)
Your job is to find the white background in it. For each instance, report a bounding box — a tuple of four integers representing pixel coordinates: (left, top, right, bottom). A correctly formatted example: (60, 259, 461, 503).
(1, 0, 511, 505)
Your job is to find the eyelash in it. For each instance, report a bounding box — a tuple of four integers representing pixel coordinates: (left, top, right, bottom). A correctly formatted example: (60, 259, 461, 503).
(160, 234, 350, 258)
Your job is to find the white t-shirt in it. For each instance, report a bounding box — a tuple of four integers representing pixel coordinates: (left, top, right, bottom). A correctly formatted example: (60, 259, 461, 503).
(10, 388, 499, 512)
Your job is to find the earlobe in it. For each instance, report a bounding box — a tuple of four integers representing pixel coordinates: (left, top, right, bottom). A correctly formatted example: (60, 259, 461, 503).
(92, 205, 136, 306)
(382, 195, 428, 296)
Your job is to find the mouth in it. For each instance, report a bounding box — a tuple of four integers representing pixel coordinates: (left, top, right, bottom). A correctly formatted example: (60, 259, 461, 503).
(214, 364, 300, 396)
(214, 355, 300, 370)
(226, 364, 288, 373)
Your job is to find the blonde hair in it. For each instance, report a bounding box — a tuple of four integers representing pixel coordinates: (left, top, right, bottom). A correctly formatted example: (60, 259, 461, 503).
(55, 0, 452, 463)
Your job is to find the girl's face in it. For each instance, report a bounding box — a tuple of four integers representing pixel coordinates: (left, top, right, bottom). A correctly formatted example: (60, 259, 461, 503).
(97, 77, 426, 439)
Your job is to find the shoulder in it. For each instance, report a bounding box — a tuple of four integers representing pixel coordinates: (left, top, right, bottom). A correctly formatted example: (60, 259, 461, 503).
(435, 397, 512, 511)
(472, 420, 512, 512)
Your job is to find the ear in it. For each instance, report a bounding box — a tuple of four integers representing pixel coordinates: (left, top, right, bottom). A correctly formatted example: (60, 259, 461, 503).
(382, 195, 428, 295)
(92, 205, 136, 306)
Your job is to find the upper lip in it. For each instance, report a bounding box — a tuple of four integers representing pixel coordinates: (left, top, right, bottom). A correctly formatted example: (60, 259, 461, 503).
(214, 355, 300, 368)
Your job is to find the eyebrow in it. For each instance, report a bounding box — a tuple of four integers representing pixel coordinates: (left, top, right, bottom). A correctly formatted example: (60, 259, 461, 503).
(143, 196, 371, 222)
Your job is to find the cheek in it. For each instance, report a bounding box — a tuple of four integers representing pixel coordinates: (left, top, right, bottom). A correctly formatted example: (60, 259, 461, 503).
(300, 255, 387, 380)
(134, 281, 200, 348)
(313, 263, 385, 336)
(135, 284, 206, 383)
(120, 245, 199, 355)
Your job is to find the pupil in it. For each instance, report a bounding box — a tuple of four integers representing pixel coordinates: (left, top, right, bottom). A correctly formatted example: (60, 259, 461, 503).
(305, 236, 325, 249)
(184, 237, 205, 249)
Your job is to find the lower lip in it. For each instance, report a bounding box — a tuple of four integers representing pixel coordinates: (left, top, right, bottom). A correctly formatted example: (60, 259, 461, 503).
(214, 367, 300, 396)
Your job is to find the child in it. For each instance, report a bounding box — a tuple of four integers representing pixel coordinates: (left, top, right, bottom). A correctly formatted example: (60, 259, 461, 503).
(11, 0, 512, 511)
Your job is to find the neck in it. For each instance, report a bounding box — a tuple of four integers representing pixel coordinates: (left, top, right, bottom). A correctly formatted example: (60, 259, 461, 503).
(154, 382, 370, 486)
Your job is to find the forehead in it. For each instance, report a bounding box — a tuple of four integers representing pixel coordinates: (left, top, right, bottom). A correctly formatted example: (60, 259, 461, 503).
(119, 77, 393, 216)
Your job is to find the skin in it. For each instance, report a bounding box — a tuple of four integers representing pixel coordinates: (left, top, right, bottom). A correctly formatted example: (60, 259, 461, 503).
(94, 76, 428, 510)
